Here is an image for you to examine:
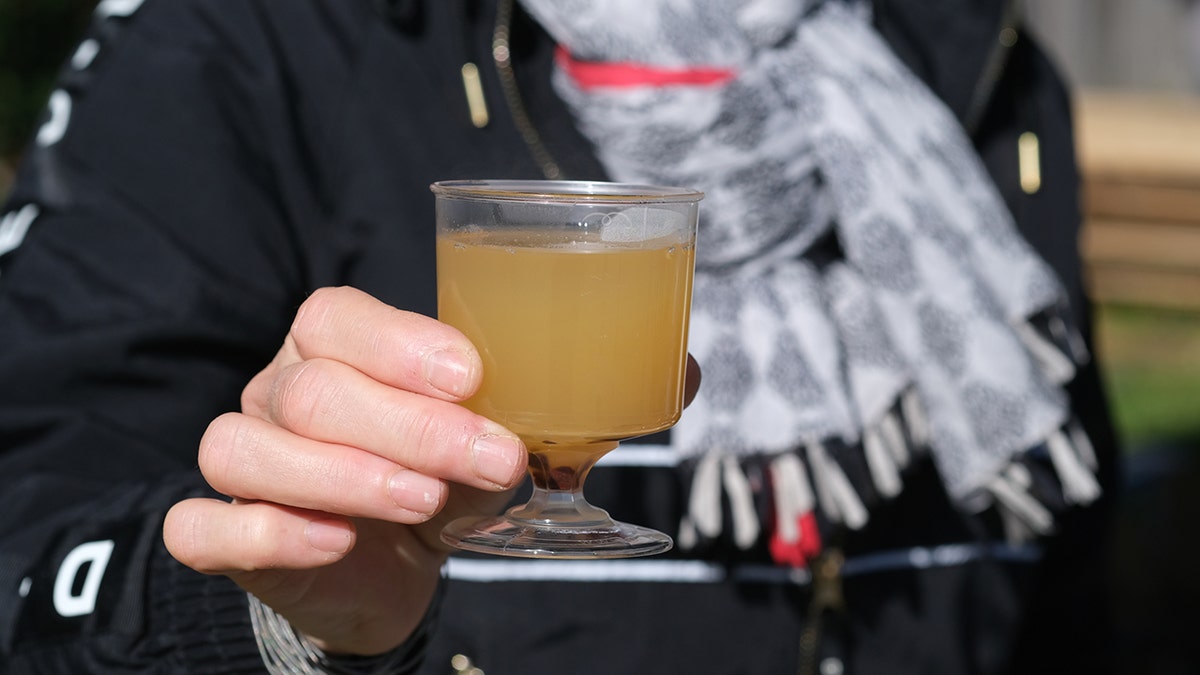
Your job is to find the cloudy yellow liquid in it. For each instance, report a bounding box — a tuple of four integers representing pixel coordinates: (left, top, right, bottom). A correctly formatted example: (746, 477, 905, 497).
(437, 228, 694, 459)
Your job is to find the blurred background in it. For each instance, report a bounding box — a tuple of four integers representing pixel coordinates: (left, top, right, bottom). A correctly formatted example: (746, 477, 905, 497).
(1027, 4, 1200, 674)
(1, 0, 1198, 672)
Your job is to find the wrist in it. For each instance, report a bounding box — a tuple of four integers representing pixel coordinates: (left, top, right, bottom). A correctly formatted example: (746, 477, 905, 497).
(247, 576, 443, 675)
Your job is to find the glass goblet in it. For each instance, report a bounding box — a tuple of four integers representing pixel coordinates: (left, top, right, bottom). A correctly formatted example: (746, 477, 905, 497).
(432, 179, 701, 558)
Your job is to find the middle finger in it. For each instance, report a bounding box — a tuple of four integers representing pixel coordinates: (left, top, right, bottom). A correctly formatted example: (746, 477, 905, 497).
(248, 356, 525, 490)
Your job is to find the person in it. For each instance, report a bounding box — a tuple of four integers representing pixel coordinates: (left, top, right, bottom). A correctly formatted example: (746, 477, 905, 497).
(0, 0, 1119, 673)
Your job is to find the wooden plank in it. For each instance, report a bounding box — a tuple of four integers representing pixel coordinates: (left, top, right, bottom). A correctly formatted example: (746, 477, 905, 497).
(1083, 180, 1200, 224)
(1083, 265, 1200, 311)
(1075, 90, 1200, 187)
(1081, 218, 1200, 269)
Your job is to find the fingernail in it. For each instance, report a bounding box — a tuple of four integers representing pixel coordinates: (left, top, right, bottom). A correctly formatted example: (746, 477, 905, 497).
(388, 471, 440, 518)
(471, 433, 525, 487)
(305, 519, 352, 554)
(424, 349, 476, 398)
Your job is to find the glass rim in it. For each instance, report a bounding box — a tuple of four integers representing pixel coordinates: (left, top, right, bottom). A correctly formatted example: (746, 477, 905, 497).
(430, 179, 704, 204)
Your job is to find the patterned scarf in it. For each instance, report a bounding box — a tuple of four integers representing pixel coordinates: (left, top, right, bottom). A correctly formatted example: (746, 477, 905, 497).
(518, 0, 1100, 562)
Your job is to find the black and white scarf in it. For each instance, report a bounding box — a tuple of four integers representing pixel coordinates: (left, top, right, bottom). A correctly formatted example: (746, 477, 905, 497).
(518, 0, 1100, 562)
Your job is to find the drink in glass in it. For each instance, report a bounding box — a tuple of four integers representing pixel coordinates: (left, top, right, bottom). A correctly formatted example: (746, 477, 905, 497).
(432, 180, 701, 558)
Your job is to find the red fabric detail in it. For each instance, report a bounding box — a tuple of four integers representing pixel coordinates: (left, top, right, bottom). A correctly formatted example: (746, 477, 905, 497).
(556, 45, 736, 90)
(769, 511, 823, 568)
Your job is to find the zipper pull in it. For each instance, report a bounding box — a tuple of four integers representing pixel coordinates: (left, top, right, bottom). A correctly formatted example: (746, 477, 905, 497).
(798, 548, 846, 675)
(812, 548, 845, 612)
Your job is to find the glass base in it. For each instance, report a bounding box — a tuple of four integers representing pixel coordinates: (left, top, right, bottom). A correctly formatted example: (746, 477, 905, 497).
(441, 513, 673, 559)
(442, 451, 673, 558)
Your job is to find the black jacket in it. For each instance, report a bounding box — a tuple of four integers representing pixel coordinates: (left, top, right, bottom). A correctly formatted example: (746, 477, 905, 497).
(0, 1, 1118, 673)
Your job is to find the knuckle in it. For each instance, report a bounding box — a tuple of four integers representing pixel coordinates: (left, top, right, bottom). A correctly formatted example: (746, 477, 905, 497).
(291, 286, 347, 345)
(270, 359, 347, 434)
(307, 452, 367, 513)
(377, 399, 446, 471)
(163, 501, 236, 574)
(198, 414, 262, 493)
(380, 399, 492, 484)
(237, 514, 285, 572)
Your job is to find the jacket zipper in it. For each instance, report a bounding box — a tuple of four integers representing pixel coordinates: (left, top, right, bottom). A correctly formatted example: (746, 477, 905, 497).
(797, 548, 846, 675)
(962, 0, 1021, 136)
(489, 0, 563, 179)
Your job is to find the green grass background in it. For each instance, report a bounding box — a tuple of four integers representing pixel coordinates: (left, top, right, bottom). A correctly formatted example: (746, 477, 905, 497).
(1095, 305, 1200, 451)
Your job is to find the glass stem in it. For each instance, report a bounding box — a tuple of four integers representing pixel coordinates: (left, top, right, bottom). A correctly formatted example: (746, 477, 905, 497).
(511, 441, 618, 526)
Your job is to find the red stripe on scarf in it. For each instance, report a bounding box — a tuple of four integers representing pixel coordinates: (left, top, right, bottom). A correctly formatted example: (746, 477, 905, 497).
(556, 45, 735, 90)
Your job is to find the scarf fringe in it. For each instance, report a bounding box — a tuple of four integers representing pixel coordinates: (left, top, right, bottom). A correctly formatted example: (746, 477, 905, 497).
(678, 391, 929, 563)
(807, 440, 869, 530)
(678, 404, 1102, 568)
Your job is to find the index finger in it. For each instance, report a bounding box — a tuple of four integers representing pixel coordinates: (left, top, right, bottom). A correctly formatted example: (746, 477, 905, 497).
(289, 286, 481, 401)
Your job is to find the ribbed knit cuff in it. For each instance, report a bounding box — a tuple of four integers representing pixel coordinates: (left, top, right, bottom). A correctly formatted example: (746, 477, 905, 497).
(149, 540, 266, 672)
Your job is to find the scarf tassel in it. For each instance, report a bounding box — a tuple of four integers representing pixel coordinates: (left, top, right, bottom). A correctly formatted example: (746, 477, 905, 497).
(678, 393, 930, 565)
(985, 419, 1103, 543)
(679, 403, 1101, 563)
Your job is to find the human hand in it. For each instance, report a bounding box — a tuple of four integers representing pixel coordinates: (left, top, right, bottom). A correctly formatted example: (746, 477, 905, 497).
(163, 286, 527, 655)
